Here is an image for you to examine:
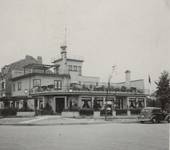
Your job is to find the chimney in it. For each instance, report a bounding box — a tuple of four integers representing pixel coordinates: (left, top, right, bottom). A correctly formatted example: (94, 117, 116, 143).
(37, 56, 42, 64)
(125, 70, 131, 88)
(25, 55, 31, 60)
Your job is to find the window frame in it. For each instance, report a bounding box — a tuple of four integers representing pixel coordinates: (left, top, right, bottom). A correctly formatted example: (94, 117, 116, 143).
(54, 80, 62, 90)
(2, 81, 5, 90)
(33, 79, 41, 87)
(69, 65, 72, 71)
(13, 83, 15, 92)
(18, 82, 22, 91)
(78, 66, 82, 75)
(73, 65, 77, 71)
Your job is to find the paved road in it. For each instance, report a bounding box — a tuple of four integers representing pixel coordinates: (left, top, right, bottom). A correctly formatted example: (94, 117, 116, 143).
(0, 123, 169, 150)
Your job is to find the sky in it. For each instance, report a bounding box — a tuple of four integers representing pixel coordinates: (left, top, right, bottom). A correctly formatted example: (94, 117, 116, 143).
(0, 0, 170, 92)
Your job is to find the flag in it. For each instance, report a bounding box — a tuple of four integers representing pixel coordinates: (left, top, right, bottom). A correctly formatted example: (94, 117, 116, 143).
(148, 75, 151, 84)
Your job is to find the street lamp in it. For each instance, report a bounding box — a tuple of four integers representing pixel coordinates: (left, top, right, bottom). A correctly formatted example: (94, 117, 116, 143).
(105, 65, 116, 121)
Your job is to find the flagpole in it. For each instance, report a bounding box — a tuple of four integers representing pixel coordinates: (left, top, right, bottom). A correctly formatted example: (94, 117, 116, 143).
(149, 83, 151, 95)
(148, 75, 151, 96)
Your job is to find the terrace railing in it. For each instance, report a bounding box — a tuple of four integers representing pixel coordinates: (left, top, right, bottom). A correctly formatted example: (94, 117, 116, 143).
(30, 84, 147, 95)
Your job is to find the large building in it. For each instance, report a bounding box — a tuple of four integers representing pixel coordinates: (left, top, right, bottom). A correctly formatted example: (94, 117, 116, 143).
(0, 44, 147, 116)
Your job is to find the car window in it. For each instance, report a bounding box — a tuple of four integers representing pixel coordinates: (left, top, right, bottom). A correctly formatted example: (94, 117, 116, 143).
(141, 109, 151, 113)
(152, 109, 161, 113)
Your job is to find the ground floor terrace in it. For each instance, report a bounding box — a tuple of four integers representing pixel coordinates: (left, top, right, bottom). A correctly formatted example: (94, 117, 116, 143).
(0, 91, 147, 117)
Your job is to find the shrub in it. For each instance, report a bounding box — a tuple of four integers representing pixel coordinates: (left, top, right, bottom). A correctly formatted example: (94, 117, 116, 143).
(130, 109, 141, 115)
(120, 86, 127, 92)
(18, 108, 34, 112)
(37, 109, 53, 115)
(64, 107, 79, 112)
(116, 109, 127, 116)
(100, 109, 112, 116)
(0, 108, 17, 116)
(79, 108, 94, 116)
(37, 102, 54, 115)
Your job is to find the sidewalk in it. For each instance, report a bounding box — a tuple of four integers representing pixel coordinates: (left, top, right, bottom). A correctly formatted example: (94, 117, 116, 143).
(0, 115, 139, 126)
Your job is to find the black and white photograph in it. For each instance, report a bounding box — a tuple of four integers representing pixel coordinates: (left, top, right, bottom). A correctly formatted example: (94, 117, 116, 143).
(0, 0, 169, 150)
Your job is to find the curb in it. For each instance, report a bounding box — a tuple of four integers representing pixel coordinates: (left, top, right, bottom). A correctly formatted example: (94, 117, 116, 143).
(0, 120, 139, 126)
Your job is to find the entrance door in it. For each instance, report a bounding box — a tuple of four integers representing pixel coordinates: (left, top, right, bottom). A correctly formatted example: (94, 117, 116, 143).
(55, 98, 65, 114)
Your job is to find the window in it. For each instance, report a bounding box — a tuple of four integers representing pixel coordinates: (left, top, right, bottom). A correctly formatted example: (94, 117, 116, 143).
(33, 79, 41, 87)
(152, 109, 161, 113)
(73, 65, 77, 71)
(69, 65, 72, 71)
(18, 82, 22, 91)
(129, 98, 136, 109)
(137, 98, 144, 108)
(93, 97, 103, 111)
(2, 82, 5, 90)
(81, 97, 92, 108)
(38, 98, 43, 109)
(54, 80, 62, 90)
(13, 83, 15, 92)
(78, 66, 82, 75)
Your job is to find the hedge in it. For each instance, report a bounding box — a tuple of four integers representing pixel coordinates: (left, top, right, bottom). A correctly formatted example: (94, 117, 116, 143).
(79, 108, 94, 116)
(0, 108, 17, 116)
(18, 108, 34, 112)
(100, 109, 112, 116)
(116, 109, 127, 116)
(130, 109, 141, 115)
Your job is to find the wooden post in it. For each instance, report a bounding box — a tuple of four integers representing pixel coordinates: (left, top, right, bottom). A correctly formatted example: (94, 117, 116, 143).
(127, 97, 131, 116)
(91, 96, 94, 108)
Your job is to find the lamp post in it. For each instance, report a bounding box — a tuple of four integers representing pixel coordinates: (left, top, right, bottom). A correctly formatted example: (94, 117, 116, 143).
(105, 65, 116, 121)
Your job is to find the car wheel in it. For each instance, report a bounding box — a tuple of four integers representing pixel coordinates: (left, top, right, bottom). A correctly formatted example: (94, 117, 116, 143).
(152, 118, 158, 124)
(167, 116, 170, 123)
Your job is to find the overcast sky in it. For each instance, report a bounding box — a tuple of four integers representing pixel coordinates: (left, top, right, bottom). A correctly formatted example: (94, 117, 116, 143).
(0, 0, 170, 91)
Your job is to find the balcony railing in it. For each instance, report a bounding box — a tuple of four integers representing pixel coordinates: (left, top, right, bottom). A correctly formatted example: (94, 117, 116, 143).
(30, 84, 146, 95)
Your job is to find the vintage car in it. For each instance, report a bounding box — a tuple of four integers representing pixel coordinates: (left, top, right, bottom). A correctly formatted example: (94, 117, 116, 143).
(138, 107, 170, 123)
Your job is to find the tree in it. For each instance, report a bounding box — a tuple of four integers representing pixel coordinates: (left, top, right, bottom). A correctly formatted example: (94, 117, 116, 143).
(155, 71, 170, 110)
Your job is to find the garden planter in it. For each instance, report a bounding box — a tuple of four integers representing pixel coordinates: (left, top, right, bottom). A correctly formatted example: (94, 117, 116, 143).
(17, 111, 35, 117)
(112, 110, 116, 116)
(93, 111, 100, 118)
(61, 111, 79, 118)
(116, 109, 128, 116)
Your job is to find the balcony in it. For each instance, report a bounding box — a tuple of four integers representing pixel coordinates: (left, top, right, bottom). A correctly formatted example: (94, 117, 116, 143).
(30, 83, 146, 96)
(30, 85, 63, 94)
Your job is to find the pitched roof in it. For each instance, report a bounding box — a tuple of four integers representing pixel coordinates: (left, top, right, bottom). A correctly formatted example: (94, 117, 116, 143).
(8, 55, 38, 71)
(2, 55, 39, 74)
(52, 58, 84, 63)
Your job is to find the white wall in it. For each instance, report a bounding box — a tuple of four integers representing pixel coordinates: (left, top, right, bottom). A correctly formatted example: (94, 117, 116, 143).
(99, 79, 144, 90)
(12, 75, 69, 96)
(73, 76, 100, 85)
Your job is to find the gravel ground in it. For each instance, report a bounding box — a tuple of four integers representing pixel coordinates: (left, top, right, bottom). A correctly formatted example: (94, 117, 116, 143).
(0, 116, 138, 125)
(0, 117, 35, 124)
(0, 122, 169, 150)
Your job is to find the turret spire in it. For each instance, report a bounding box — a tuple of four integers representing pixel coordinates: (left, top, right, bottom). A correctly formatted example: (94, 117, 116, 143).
(60, 27, 67, 51)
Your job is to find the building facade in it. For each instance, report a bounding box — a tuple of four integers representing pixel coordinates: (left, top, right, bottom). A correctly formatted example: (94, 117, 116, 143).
(0, 44, 147, 116)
